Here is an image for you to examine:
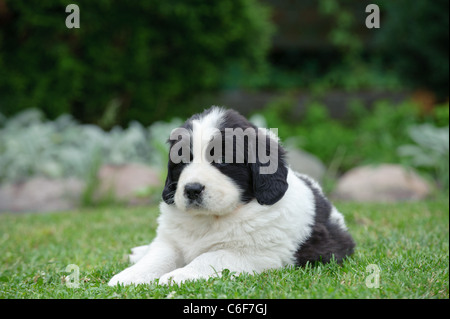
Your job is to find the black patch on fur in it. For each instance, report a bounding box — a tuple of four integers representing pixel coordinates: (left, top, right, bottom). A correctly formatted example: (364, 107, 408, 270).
(216, 109, 288, 205)
(162, 160, 186, 204)
(212, 109, 258, 203)
(161, 112, 196, 204)
(250, 138, 288, 205)
(295, 176, 355, 266)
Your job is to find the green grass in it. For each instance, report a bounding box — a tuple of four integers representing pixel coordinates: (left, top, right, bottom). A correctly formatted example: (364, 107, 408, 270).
(0, 198, 448, 299)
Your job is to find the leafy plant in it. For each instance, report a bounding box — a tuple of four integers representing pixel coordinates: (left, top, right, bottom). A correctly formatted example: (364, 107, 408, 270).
(257, 96, 434, 176)
(432, 103, 449, 127)
(0, 109, 181, 185)
(398, 124, 449, 190)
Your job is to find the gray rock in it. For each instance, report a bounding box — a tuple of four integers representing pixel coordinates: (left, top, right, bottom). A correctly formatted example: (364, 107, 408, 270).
(0, 177, 85, 213)
(332, 164, 432, 202)
(96, 163, 161, 205)
(286, 147, 326, 183)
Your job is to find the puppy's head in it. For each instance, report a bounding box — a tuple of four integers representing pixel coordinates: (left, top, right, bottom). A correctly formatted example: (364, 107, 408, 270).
(162, 107, 288, 216)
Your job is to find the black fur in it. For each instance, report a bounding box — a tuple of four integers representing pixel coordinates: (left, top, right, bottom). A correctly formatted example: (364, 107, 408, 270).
(162, 110, 199, 204)
(295, 176, 355, 266)
(250, 134, 288, 205)
(217, 109, 288, 205)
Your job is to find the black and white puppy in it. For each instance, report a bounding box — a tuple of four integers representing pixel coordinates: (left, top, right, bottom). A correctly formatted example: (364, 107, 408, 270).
(108, 107, 355, 286)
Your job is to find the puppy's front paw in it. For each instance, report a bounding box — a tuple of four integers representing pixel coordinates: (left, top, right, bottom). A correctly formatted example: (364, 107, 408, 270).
(159, 268, 205, 285)
(108, 266, 157, 286)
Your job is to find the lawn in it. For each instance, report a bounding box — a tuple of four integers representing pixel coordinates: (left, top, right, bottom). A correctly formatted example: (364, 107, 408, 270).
(0, 198, 448, 299)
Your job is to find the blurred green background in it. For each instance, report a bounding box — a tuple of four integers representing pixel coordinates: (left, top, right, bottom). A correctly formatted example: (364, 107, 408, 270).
(0, 0, 448, 208)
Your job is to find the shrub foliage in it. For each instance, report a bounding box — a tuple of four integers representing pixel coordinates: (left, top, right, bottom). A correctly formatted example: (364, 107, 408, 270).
(0, 0, 273, 126)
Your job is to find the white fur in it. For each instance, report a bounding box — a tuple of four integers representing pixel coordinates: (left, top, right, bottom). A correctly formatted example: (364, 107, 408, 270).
(108, 169, 323, 286)
(174, 162, 241, 215)
(191, 107, 224, 164)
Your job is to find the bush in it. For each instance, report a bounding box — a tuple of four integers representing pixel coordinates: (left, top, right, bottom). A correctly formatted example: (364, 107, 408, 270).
(0, 1, 273, 126)
(259, 96, 450, 191)
(375, 0, 449, 99)
(258, 96, 442, 176)
(0, 109, 182, 184)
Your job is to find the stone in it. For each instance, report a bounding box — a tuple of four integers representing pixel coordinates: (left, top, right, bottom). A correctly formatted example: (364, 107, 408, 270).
(96, 163, 161, 205)
(286, 147, 326, 183)
(332, 164, 432, 202)
(0, 177, 85, 213)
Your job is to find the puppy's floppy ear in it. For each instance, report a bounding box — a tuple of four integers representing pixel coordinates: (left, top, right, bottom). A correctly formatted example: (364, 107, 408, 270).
(250, 132, 288, 205)
(162, 164, 176, 204)
(161, 125, 191, 205)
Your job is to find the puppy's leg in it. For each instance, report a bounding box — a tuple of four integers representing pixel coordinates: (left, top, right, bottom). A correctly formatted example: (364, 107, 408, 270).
(159, 250, 273, 285)
(108, 238, 181, 286)
(129, 245, 150, 264)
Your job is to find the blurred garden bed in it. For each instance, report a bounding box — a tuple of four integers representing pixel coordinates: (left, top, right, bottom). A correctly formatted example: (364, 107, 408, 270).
(0, 96, 448, 213)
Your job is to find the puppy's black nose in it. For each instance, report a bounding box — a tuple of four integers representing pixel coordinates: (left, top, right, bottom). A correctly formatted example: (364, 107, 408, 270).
(184, 183, 205, 200)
